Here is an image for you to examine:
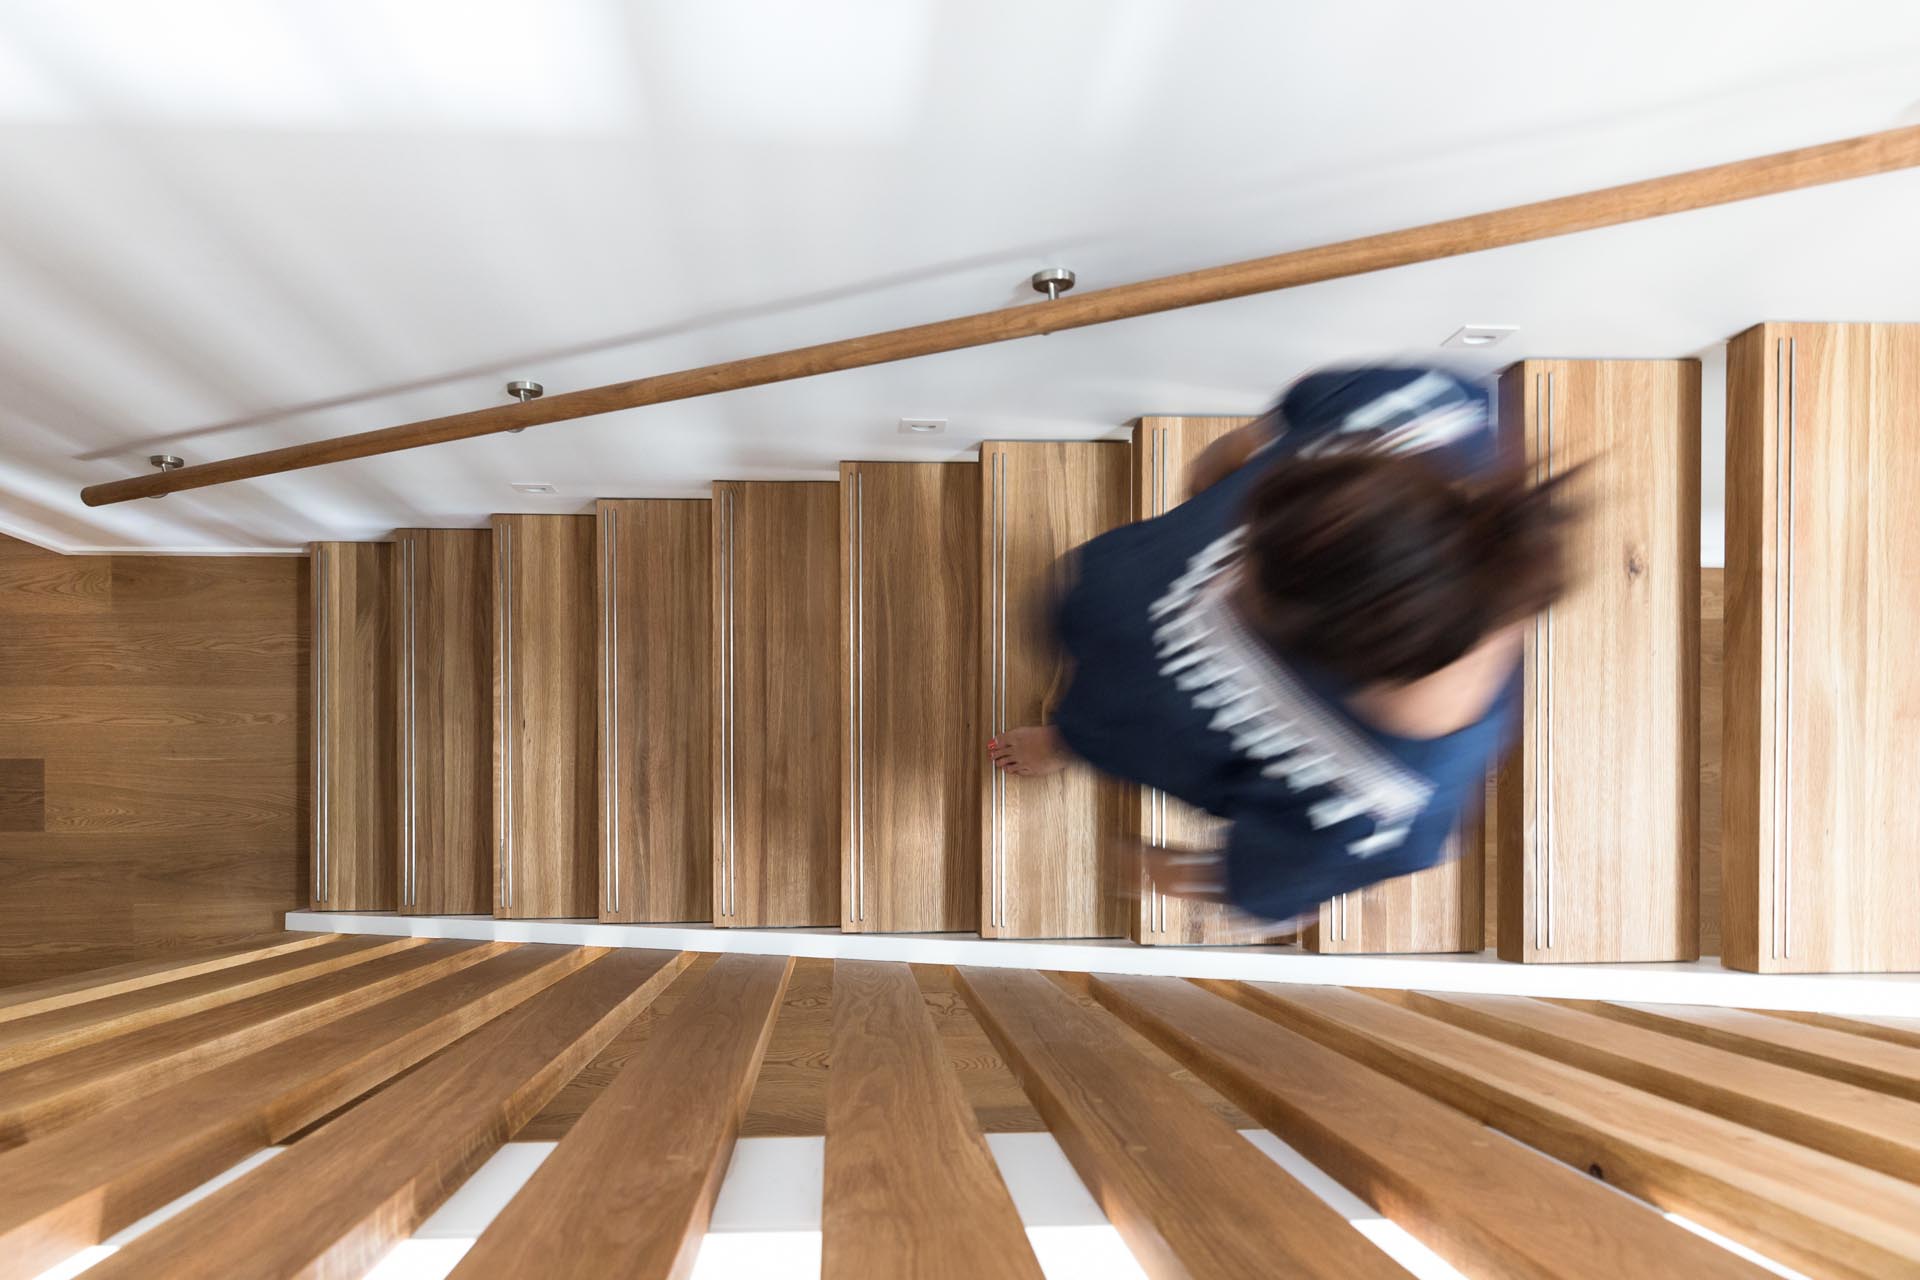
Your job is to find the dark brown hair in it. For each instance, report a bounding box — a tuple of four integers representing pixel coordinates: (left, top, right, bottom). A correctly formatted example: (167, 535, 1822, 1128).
(1239, 453, 1576, 686)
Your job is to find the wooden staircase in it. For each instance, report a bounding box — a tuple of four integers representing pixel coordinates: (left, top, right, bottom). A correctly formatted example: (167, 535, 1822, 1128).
(4, 935, 1914, 1277)
(304, 373, 1716, 956)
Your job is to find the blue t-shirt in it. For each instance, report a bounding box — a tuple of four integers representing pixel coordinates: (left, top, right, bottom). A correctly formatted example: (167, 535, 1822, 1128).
(1053, 371, 1517, 922)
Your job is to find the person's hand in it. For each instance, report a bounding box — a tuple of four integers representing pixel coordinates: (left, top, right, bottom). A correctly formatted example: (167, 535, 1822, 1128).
(1114, 838, 1227, 901)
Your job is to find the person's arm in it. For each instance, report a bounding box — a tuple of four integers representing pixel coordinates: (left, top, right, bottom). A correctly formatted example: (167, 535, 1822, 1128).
(1185, 415, 1279, 498)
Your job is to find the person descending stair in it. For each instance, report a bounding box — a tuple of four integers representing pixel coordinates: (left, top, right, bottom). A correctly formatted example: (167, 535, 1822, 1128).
(987, 363, 1575, 926)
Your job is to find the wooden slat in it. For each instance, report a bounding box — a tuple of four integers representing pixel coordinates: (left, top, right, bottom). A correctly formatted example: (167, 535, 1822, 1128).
(914, 963, 1046, 1133)
(519, 952, 723, 1140)
(393, 527, 493, 916)
(82, 949, 689, 1280)
(1090, 975, 1764, 1280)
(448, 953, 794, 1279)
(1766, 1008, 1920, 1053)
(597, 500, 711, 923)
(493, 515, 599, 919)
(979, 443, 1130, 939)
(844, 462, 981, 933)
(958, 967, 1404, 1280)
(710, 483, 840, 927)
(1722, 323, 1920, 972)
(1387, 990, 1920, 1183)
(1494, 359, 1701, 963)
(823, 962, 1038, 1279)
(81, 124, 1920, 506)
(1577, 1000, 1920, 1103)
(0, 943, 591, 1280)
(1221, 981, 1920, 1280)
(0, 938, 492, 1144)
(0, 934, 405, 1069)
(742, 955, 832, 1137)
(311, 541, 398, 910)
(0, 933, 332, 1025)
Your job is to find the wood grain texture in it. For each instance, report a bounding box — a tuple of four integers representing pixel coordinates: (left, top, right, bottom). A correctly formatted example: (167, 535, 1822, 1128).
(981, 442, 1131, 939)
(1089, 975, 1761, 1280)
(1699, 568, 1724, 956)
(0, 942, 589, 1280)
(519, 952, 720, 1140)
(523, 958, 1055, 1143)
(0, 759, 43, 832)
(1305, 813, 1484, 954)
(84, 949, 688, 1280)
(1766, 1008, 1920, 1053)
(0, 933, 329, 1023)
(0, 535, 306, 985)
(914, 964, 1047, 1133)
(448, 953, 793, 1280)
(311, 542, 398, 910)
(711, 482, 840, 927)
(957, 966, 1406, 1279)
(1722, 322, 1920, 972)
(741, 954, 833, 1136)
(1221, 981, 1920, 1279)
(393, 529, 492, 915)
(823, 961, 1040, 1279)
(85, 124, 1920, 505)
(0, 934, 401, 1069)
(0, 938, 491, 1145)
(1127, 419, 1292, 946)
(1495, 361, 1700, 963)
(1578, 1000, 1920, 1103)
(533, 959, 1241, 1141)
(492, 515, 598, 919)
(842, 463, 980, 933)
(598, 500, 711, 922)
(1387, 990, 1920, 1182)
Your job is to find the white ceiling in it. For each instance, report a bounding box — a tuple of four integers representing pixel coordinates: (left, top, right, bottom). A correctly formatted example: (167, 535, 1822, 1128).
(4, 0, 1920, 558)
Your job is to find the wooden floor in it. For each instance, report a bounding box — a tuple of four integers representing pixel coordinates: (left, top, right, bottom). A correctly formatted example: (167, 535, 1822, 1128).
(1, 934, 1915, 1279)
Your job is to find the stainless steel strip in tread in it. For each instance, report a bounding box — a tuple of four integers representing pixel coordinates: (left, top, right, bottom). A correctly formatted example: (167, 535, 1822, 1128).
(600, 514, 611, 914)
(996, 452, 1007, 930)
(1531, 374, 1548, 952)
(718, 494, 729, 921)
(1766, 339, 1781, 959)
(990, 452, 1004, 931)
(855, 471, 867, 924)
(612, 509, 622, 916)
(1777, 337, 1799, 959)
(494, 532, 506, 904)
(1544, 371, 1555, 950)
(721, 491, 733, 921)
(313, 547, 326, 904)
(600, 511, 615, 916)
(401, 537, 412, 905)
(320, 548, 330, 904)
(1148, 429, 1162, 937)
(503, 523, 516, 912)
(846, 481, 858, 926)
(610, 507, 622, 915)
(996, 451, 1009, 930)
(403, 539, 412, 907)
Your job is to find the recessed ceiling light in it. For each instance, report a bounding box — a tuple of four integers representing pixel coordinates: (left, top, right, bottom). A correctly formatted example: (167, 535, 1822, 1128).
(898, 418, 946, 434)
(1442, 324, 1518, 349)
(511, 482, 558, 495)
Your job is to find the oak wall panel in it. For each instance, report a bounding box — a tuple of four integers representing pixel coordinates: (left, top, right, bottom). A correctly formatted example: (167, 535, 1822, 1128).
(1723, 322, 1920, 973)
(0, 535, 306, 986)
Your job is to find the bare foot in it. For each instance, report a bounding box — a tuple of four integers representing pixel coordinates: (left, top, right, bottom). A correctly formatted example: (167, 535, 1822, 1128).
(987, 725, 1070, 777)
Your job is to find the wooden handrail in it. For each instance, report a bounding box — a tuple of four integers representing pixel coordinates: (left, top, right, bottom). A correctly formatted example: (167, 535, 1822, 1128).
(82, 123, 1920, 507)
